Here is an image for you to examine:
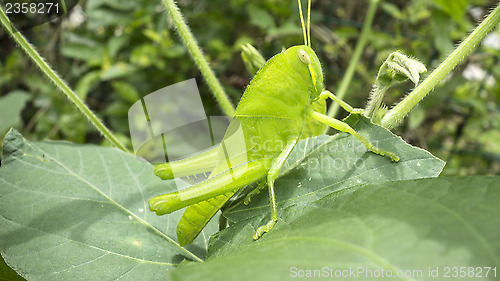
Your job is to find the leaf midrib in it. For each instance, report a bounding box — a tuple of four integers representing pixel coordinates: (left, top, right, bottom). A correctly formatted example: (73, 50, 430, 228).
(0, 214, 176, 266)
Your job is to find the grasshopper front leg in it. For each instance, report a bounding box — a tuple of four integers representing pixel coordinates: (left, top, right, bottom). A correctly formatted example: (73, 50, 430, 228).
(318, 90, 364, 115)
(307, 108, 400, 162)
(253, 139, 298, 240)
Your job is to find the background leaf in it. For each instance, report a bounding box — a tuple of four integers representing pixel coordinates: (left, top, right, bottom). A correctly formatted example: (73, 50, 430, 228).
(431, 0, 469, 23)
(2, 0, 498, 176)
(0, 91, 29, 135)
(172, 176, 500, 281)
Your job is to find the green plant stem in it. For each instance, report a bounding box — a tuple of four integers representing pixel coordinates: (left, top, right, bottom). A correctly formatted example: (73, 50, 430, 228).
(324, 0, 380, 126)
(0, 8, 129, 152)
(381, 3, 500, 129)
(161, 0, 235, 117)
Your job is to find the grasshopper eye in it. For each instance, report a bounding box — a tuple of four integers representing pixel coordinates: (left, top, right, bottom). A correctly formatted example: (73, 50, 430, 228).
(298, 50, 310, 65)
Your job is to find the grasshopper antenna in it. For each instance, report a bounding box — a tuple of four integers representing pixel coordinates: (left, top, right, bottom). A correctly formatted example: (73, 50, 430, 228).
(297, 0, 307, 46)
(307, 0, 311, 47)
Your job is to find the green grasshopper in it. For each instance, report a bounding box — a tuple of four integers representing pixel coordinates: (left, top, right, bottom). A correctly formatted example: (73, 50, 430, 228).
(149, 0, 399, 246)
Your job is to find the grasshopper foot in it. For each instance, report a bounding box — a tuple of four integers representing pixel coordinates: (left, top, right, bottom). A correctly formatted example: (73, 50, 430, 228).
(253, 219, 277, 240)
(386, 152, 400, 162)
(350, 108, 364, 115)
(368, 144, 400, 162)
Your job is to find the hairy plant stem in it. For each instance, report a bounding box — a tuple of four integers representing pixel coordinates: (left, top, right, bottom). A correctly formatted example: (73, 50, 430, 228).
(0, 8, 129, 152)
(381, 3, 500, 129)
(365, 84, 389, 121)
(324, 0, 380, 129)
(161, 0, 235, 117)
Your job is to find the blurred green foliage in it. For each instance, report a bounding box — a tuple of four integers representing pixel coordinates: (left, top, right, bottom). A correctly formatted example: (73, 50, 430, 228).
(1, 0, 499, 175)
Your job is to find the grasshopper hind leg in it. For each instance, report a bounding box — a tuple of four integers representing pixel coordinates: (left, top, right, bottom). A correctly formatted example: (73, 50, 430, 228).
(173, 158, 271, 246)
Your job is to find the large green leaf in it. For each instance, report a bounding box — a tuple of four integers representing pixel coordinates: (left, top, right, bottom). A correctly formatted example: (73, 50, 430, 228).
(0, 129, 210, 280)
(224, 116, 445, 223)
(0, 115, 446, 280)
(172, 176, 500, 281)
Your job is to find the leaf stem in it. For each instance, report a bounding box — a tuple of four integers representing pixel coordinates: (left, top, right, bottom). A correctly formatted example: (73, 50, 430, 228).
(0, 8, 129, 152)
(381, 3, 500, 129)
(161, 0, 235, 117)
(325, 0, 380, 125)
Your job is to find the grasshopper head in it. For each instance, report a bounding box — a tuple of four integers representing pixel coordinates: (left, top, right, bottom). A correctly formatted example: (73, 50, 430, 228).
(284, 45, 324, 102)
